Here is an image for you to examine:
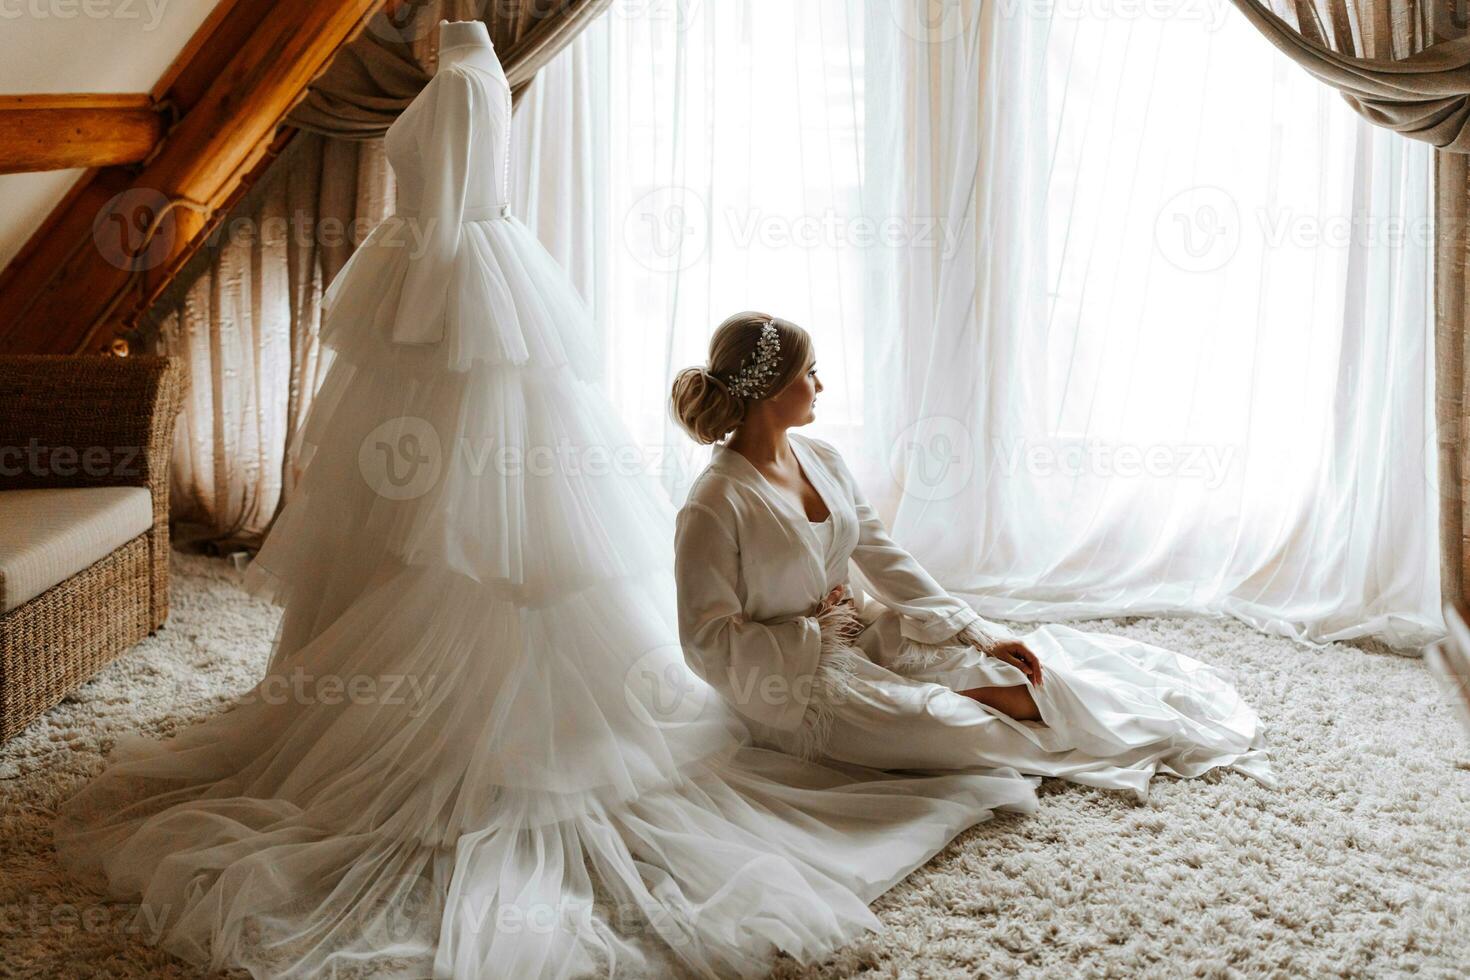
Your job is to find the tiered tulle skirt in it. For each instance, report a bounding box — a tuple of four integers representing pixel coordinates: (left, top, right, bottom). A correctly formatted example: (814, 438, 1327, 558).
(52, 216, 1044, 979)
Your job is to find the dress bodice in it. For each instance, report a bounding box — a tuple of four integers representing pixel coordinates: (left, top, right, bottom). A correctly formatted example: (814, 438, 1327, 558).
(376, 20, 516, 345)
(384, 23, 513, 219)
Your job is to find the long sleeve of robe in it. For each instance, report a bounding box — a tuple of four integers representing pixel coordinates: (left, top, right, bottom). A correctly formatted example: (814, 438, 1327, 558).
(673, 500, 824, 732)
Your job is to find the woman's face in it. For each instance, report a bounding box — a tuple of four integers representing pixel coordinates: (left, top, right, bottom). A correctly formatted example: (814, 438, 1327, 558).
(766, 349, 823, 428)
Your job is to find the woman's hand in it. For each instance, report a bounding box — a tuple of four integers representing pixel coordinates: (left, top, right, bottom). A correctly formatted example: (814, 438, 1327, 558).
(956, 621, 1043, 688)
(816, 584, 847, 615)
(989, 640, 1043, 687)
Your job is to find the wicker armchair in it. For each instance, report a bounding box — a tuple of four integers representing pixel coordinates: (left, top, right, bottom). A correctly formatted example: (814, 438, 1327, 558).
(0, 355, 186, 742)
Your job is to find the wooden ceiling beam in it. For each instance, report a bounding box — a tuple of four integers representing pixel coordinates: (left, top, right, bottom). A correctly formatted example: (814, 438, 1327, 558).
(0, 95, 166, 173)
(0, 0, 403, 356)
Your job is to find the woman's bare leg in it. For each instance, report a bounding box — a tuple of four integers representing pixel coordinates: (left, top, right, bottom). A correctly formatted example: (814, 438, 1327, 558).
(960, 685, 1042, 722)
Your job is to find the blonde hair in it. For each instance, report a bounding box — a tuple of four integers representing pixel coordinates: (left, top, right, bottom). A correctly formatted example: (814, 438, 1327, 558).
(669, 311, 813, 445)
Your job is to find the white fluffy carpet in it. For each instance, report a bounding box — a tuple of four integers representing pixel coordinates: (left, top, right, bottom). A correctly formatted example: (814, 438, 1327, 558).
(2, 553, 1467, 978)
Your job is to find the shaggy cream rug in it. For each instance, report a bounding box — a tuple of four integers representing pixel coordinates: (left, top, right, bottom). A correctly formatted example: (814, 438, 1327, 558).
(2, 554, 1466, 978)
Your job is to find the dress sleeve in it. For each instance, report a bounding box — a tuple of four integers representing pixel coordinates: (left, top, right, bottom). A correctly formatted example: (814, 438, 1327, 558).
(673, 500, 823, 733)
(827, 442, 1011, 647)
(392, 68, 474, 345)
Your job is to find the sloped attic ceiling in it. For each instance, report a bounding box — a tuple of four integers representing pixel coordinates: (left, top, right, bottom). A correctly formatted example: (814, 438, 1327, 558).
(0, 0, 396, 357)
(0, 2, 219, 274)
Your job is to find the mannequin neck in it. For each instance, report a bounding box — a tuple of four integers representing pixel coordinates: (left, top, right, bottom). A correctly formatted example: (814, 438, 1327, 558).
(436, 19, 496, 72)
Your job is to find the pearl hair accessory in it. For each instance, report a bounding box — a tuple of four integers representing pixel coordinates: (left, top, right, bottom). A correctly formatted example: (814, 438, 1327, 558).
(719, 319, 782, 399)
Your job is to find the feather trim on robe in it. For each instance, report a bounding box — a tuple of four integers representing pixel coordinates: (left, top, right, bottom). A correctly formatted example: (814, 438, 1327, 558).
(890, 618, 1014, 678)
(792, 601, 869, 761)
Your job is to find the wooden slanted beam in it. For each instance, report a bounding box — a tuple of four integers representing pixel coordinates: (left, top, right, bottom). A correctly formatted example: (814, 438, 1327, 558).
(0, 0, 400, 356)
(0, 95, 166, 174)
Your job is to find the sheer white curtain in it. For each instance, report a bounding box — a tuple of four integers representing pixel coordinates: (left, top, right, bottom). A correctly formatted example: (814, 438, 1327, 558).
(598, 0, 870, 502)
(867, 0, 1441, 649)
(508, 17, 610, 355)
(535, 0, 1441, 650)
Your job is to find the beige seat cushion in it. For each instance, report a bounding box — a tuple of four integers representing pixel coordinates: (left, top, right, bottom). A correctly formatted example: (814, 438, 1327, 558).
(0, 487, 154, 613)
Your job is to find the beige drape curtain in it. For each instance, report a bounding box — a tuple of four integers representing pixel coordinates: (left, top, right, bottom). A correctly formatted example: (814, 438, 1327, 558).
(145, 132, 391, 551)
(287, 0, 612, 136)
(1231, 0, 1470, 145)
(1228, 0, 1470, 614)
(143, 0, 607, 551)
(1438, 152, 1470, 617)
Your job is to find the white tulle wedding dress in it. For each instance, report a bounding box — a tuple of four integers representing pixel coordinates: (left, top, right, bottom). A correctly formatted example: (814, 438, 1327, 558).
(52, 21, 1045, 980)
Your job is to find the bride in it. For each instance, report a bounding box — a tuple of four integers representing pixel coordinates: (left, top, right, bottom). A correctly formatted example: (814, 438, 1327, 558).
(52, 19, 1049, 980)
(670, 312, 1276, 798)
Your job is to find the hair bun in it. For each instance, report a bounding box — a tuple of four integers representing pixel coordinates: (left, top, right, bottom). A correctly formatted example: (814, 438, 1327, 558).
(669, 364, 744, 445)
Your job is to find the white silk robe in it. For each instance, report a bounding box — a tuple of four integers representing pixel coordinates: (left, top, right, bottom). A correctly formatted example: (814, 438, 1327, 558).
(674, 431, 993, 730)
(674, 431, 1277, 799)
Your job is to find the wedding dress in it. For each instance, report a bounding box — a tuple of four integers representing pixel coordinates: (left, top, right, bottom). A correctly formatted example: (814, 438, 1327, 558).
(51, 21, 1044, 979)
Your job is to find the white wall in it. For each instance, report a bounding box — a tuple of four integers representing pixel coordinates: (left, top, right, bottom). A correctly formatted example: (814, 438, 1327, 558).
(0, 0, 221, 272)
